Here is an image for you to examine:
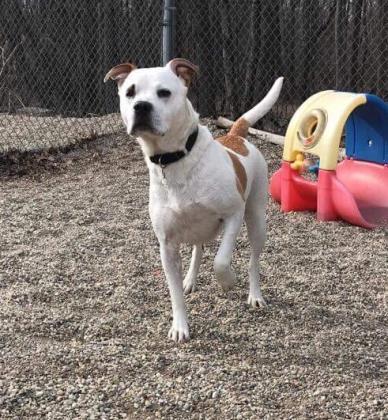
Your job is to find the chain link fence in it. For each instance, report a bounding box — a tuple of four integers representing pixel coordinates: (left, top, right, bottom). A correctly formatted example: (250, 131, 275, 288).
(1, 0, 387, 153)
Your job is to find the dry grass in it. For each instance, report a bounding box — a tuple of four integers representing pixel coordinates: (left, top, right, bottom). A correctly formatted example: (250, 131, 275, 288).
(0, 121, 387, 419)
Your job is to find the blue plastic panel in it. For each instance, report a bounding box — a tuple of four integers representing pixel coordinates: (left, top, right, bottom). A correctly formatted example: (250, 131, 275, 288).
(345, 94, 388, 164)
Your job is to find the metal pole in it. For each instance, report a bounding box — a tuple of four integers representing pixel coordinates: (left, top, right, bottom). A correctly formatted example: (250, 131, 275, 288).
(162, 0, 176, 65)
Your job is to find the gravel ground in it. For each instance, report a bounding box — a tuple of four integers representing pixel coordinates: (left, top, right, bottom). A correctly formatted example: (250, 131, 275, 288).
(0, 120, 387, 419)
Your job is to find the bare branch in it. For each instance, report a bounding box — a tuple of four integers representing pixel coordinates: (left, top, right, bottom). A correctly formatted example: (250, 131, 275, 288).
(0, 36, 26, 80)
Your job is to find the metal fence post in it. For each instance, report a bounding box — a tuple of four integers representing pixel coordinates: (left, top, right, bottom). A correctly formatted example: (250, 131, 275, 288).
(162, 0, 176, 65)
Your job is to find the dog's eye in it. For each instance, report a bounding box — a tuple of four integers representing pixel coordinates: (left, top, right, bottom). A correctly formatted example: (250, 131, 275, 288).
(126, 85, 135, 98)
(157, 89, 171, 98)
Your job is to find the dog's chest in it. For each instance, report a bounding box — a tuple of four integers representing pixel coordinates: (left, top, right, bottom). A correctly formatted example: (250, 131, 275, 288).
(150, 190, 223, 244)
(148, 140, 241, 244)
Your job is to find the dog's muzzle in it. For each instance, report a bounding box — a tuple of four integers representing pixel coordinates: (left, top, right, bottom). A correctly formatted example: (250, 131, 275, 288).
(132, 101, 154, 133)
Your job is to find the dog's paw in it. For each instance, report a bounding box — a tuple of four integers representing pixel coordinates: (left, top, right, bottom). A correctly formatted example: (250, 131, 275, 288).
(168, 320, 190, 343)
(183, 279, 196, 294)
(216, 269, 237, 292)
(247, 293, 267, 308)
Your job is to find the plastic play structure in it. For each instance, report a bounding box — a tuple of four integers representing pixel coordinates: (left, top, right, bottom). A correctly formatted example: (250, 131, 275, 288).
(270, 91, 388, 228)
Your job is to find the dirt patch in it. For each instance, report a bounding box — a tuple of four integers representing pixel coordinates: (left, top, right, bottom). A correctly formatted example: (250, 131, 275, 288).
(0, 121, 387, 419)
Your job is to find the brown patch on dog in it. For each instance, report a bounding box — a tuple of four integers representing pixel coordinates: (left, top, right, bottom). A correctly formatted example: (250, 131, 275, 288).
(104, 63, 137, 86)
(217, 135, 249, 156)
(169, 58, 199, 87)
(229, 117, 250, 138)
(227, 151, 247, 200)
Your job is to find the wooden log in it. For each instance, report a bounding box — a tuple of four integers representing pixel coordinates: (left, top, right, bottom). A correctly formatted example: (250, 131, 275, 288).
(216, 116, 285, 146)
(216, 116, 346, 158)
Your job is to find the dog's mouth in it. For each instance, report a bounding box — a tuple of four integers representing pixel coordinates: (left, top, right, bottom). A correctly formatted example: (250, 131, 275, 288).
(132, 120, 151, 132)
(131, 117, 163, 136)
(132, 124, 153, 134)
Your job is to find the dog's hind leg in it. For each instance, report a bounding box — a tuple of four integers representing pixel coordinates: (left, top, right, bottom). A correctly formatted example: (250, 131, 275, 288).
(214, 211, 244, 291)
(244, 180, 267, 308)
(183, 244, 203, 294)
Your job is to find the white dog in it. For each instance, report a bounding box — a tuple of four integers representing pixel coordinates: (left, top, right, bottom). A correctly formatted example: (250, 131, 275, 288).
(104, 59, 283, 342)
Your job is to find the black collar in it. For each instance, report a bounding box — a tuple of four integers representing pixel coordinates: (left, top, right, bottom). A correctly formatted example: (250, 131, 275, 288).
(149, 127, 199, 167)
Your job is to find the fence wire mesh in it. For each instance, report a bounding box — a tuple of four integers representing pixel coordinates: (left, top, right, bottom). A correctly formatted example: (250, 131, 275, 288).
(0, 0, 387, 153)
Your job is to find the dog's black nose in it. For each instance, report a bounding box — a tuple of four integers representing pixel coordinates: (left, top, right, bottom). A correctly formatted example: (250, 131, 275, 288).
(134, 101, 153, 114)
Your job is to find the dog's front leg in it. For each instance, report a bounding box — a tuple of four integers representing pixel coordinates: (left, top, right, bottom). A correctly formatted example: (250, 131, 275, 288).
(214, 211, 244, 291)
(159, 241, 189, 342)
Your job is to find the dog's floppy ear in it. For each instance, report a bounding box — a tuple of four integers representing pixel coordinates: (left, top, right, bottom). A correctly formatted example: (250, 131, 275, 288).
(168, 58, 199, 87)
(104, 63, 136, 86)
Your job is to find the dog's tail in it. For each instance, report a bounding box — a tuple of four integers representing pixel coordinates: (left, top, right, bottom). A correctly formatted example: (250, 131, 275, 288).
(228, 77, 284, 138)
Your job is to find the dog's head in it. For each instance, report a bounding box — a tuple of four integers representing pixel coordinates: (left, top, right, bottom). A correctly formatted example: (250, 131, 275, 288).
(104, 59, 199, 139)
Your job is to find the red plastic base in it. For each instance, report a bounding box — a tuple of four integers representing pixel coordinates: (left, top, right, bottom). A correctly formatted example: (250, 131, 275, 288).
(270, 161, 317, 212)
(270, 160, 388, 229)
